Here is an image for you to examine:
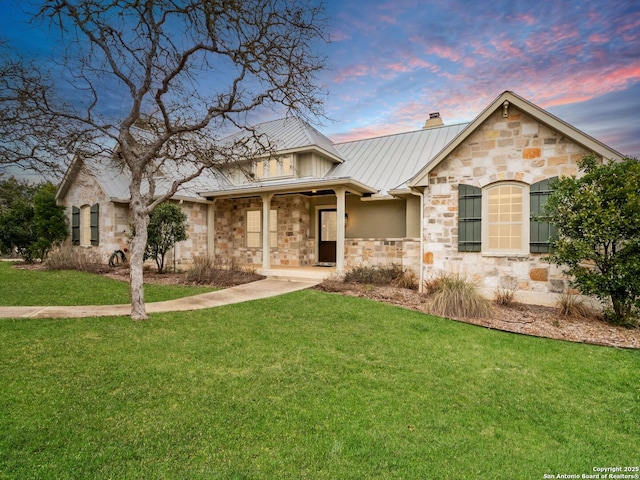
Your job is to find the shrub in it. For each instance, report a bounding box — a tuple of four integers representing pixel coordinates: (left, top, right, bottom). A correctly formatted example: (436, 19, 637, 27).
(185, 256, 263, 287)
(494, 288, 516, 307)
(343, 264, 417, 289)
(542, 155, 640, 325)
(44, 244, 109, 273)
(428, 275, 492, 319)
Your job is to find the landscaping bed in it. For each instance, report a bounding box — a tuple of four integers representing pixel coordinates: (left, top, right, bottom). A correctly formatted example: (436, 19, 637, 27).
(316, 282, 640, 349)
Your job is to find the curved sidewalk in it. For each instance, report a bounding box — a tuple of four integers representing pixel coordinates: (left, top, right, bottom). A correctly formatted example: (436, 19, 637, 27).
(0, 278, 319, 319)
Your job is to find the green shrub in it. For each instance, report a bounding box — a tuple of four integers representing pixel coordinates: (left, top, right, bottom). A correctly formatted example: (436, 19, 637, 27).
(429, 274, 492, 318)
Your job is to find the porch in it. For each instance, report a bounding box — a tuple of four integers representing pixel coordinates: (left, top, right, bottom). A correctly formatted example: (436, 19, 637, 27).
(256, 265, 336, 282)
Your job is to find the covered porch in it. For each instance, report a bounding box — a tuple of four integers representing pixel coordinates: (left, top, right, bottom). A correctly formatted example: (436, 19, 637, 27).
(201, 179, 376, 274)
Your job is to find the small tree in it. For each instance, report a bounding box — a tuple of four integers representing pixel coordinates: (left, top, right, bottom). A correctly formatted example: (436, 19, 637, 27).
(144, 202, 188, 273)
(543, 154, 640, 325)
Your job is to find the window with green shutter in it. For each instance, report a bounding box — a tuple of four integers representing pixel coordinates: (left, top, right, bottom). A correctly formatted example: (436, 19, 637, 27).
(72, 206, 80, 245)
(530, 177, 557, 253)
(90, 203, 100, 246)
(458, 184, 482, 252)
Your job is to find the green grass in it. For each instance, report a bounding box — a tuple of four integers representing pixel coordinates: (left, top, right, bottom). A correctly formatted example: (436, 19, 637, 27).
(0, 262, 215, 305)
(1, 289, 638, 479)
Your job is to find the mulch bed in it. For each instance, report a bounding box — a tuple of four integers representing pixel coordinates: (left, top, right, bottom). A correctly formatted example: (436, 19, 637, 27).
(315, 283, 640, 350)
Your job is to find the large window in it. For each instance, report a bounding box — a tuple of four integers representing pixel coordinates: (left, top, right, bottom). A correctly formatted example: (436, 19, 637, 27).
(458, 179, 556, 254)
(72, 203, 99, 246)
(246, 209, 277, 248)
(486, 184, 525, 252)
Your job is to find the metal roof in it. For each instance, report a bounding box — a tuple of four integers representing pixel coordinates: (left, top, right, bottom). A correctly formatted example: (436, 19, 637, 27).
(62, 118, 469, 202)
(223, 117, 345, 162)
(331, 123, 468, 195)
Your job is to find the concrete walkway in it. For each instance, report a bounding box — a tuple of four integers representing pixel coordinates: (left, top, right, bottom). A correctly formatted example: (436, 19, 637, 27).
(0, 278, 320, 319)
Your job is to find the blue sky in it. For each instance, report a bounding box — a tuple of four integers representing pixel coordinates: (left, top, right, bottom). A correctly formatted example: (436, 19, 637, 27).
(1, 0, 639, 159)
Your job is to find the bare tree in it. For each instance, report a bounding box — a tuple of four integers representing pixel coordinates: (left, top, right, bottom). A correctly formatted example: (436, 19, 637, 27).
(0, 49, 91, 178)
(11, 0, 327, 319)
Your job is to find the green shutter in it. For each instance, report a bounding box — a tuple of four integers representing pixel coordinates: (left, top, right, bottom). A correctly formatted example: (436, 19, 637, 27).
(458, 184, 482, 252)
(72, 206, 80, 245)
(530, 178, 557, 253)
(90, 203, 100, 246)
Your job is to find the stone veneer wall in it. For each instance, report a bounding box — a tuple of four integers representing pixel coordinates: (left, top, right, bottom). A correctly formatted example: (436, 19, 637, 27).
(345, 238, 420, 274)
(213, 194, 313, 266)
(60, 164, 211, 268)
(422, 106, 594, 295)
(58, 165, 130, 262)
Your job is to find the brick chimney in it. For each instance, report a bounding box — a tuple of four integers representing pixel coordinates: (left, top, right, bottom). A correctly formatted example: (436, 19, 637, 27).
(423, 112, 444, 129)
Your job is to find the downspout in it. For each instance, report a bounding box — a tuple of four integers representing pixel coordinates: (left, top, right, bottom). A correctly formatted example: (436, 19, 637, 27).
(410, 186, 425, 293)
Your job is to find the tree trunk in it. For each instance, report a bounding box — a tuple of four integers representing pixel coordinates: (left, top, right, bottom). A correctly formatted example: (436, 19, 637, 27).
(129, 196, 150, 320)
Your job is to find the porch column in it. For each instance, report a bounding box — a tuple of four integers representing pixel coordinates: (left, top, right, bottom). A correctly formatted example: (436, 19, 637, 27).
(334, 187, 346, 273)
(206, 199, 217, 257)
(261, 193, 273, 270)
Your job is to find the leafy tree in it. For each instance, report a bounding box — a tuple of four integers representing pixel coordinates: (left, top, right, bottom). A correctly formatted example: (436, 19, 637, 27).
(4, 0, 328, 319)
(145, 202, 188, 274)
(0, 179, 68, 262)
(0, 198, 36, 261)
(31, 183, 69, 260)
(543, 154, 640, 325)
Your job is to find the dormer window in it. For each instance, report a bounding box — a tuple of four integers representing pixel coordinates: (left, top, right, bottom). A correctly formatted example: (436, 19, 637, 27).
(255, 155, 293, 179)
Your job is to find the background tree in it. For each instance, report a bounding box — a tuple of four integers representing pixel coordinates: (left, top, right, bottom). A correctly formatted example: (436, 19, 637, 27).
(0, 179, 68, 262)
(543, 154, 640, 326)
(144, 202, 188, 274)
(31, 183, 69, 260)
(7, 0, 328, 319)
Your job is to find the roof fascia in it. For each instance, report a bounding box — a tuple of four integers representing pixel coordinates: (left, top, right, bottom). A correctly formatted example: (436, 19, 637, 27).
(408, 91, 624, 187)
(55, 155, 83, 201)
(199, 178, 375, 199)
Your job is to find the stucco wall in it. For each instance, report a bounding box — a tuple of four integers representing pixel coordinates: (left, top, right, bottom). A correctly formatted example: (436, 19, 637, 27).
(421, 107, 592, 296)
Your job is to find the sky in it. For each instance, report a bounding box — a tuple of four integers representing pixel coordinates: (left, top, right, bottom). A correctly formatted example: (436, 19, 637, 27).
(1, 0, 639, 162)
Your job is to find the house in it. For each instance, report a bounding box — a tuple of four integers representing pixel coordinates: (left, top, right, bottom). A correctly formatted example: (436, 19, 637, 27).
(56, 91, 624, 303)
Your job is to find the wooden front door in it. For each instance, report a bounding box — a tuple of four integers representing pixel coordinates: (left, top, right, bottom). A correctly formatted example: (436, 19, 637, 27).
(318, 209, 337, 264)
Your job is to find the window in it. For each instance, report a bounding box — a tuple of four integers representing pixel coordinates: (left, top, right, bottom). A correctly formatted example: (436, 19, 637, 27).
(246, 209, 277, 248)
(255, 156, 293, 179)
(458, 184, 482, 252)
(72, 203, 99, 246)
(458, 179, 556, 254)
(486, 184, 525, 252)
(530, 177, 558, 253)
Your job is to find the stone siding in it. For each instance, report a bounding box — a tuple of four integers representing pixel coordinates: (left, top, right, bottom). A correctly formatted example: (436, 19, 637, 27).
(213, 195, 313, 266)
(59, 164, 211, 269)
(422, 106, 593, 295)
(345, 238, 420, 274)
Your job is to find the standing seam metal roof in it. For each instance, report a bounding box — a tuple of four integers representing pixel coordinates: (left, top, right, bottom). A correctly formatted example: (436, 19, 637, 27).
(331, 123, 468, 195)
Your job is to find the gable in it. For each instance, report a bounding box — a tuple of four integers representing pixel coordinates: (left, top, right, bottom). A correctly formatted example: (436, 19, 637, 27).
(409, 91, 623, 188)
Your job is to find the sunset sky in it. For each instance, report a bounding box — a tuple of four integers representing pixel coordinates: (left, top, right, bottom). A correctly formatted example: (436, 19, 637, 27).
(1, 0, 639, 159)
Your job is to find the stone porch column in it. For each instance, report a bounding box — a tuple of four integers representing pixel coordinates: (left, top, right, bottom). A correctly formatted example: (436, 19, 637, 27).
(261, 193, 273, 270)
(334, 187, 346, 273)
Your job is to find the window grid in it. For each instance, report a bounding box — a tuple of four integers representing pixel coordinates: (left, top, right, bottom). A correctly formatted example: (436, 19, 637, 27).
(487, 185, 523, 251)
(246, 209, 278, 248)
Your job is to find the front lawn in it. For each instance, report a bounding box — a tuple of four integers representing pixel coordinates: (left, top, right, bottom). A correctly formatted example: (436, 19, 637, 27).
(1, 290, 638, 479)
(0, 261, 215, 305)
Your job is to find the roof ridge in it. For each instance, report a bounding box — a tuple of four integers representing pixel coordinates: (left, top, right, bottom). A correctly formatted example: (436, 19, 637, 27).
(333, 121, 470, 146)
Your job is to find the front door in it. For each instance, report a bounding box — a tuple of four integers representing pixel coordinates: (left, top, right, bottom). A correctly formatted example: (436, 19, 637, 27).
(318, 209, 337, 264)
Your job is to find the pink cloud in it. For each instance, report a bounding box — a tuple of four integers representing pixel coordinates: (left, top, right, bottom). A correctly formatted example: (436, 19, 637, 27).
(588, 32, 609, 43)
